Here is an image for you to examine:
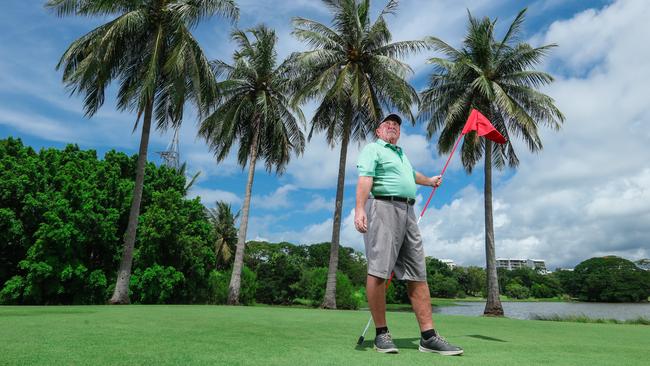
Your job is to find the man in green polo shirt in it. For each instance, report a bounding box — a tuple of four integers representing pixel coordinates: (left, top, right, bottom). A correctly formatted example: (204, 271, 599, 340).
(355, 113, 463, 356)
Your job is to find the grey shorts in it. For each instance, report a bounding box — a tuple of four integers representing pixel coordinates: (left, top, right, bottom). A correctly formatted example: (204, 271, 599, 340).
(363, 197, 427, 282)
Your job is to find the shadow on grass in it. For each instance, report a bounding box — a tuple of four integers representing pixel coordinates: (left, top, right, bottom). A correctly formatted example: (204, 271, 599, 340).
(465, 334, 507, 342)
(354, 337, 420, 351)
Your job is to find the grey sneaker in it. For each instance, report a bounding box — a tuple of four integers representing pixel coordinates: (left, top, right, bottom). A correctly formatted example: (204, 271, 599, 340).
(374, 332, 399, 353)
(419, 334, 463, 356)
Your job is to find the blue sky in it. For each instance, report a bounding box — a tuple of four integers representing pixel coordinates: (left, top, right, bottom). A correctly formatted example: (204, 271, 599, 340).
(1, 0, 648, 269)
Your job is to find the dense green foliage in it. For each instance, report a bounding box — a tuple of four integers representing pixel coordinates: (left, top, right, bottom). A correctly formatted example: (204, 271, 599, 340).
(244, 241, 365, 308)
(496, 267, 564, 299)
(0, 139, 366, 307)
(3, 139, 649, 306)
(0, 138, 215, 304)
(568, 257, 650, 302)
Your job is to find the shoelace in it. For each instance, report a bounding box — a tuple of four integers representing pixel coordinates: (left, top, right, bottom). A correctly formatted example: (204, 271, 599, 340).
(434, 335, 450, 345)
(378, 333, 393, 343)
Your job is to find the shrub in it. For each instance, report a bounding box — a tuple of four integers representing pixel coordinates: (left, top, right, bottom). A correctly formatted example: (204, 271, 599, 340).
(0, 275, 24, 304)
(531, 283, 555, 298)
(335, 272, 360, 310)
(294, 267, 360, 309)
(207, 266, 257, 305)
(130, 265, 185, 304)
(505, 282, 530, 299)
(429, 273, 459, 298)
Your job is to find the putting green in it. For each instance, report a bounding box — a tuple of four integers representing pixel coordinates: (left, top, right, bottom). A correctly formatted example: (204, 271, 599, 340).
(0, 305, 647, 365)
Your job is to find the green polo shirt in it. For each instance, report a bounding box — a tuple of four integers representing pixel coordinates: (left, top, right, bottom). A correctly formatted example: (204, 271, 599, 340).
(356, 138, 417, 199)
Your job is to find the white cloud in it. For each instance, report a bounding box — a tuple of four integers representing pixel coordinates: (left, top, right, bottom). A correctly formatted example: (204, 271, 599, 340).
(188, 186, 241, 207)
(251, 184, 298, 209)
(415, 0, 650, 268)
(301, 195, 336, 213)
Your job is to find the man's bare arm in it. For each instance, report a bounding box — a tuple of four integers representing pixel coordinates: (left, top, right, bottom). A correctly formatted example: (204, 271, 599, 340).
(415, 172, 442, 187)
(354, 176, 373, 233)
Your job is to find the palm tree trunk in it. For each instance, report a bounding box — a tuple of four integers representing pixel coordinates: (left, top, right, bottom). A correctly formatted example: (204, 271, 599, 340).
(483, 139, 504, 316)
(227, 128, 259, 305)
(109, 99, 154, 304)
(322, 107, 352, 309)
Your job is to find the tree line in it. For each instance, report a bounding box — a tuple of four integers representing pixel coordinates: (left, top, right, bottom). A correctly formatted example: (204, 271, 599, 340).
(27, 0, 564, 314)
(2, 138, 647, 305)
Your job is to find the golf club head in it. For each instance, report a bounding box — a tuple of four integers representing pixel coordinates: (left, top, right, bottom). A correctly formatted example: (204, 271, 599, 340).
(357, 335, 365, 345)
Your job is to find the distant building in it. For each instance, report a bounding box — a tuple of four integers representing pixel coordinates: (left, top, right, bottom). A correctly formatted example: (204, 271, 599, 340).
(635, 259, 650, 271)
(440, 259, 456, 269)
(496, 258, 547, 274)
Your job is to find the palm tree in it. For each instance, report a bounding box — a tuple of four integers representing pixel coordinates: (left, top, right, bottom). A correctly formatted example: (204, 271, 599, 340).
(199, 25, 305, 305)
(418, 9, 564, 315)
(290, 0, 424, 309)
(47, 0, 239, 304)
(206, 201, 239, 270)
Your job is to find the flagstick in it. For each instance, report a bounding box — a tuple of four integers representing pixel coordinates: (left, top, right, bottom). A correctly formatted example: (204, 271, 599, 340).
(417, 133, 464, 224)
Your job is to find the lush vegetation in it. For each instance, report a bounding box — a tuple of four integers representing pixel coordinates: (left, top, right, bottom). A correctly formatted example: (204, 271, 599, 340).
(0, 137, 365, 307)
(1, 305, 649, 365)
(1, 139, 648, 307)
(558, 257, 650, 302)
(46, 0, 237, 304)
(0, 138, 214, 304)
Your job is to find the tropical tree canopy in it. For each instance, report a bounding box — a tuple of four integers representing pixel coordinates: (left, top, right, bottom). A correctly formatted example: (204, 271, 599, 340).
(47, 0, 238, 125)
(290, 0, 424, 143)
(206, 201, 239, 270)
(419, 8, 564, 171)
(200, 25, 305, 172)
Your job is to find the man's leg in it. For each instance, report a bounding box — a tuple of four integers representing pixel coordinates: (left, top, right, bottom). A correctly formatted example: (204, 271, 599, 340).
(408, 280, 464, 355)
(366, 274, 387, 327)
(407, 280, 434, 331)
(367, 274, 398, 353)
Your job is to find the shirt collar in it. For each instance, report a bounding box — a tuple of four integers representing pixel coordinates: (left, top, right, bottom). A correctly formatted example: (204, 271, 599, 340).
(376, 138, 402, 153)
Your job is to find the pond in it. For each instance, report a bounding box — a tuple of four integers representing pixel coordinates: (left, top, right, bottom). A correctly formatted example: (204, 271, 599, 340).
(433, 301, 650, 320)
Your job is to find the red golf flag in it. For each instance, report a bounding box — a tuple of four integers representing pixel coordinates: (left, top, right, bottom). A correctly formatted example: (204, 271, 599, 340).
(462, 109, 507, 144)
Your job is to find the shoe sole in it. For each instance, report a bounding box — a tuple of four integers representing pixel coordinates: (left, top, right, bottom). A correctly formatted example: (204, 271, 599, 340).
(374, 345, 399, 354)
(418, 345, 464, 356)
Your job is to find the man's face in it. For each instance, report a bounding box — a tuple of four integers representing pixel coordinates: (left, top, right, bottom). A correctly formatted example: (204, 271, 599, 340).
(376, 119, 400, 143)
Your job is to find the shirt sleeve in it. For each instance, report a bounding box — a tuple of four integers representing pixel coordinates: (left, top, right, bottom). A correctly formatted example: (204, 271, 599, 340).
(356, 144, 378, 177)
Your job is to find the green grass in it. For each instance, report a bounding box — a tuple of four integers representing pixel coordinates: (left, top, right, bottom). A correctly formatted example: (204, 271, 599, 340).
(1, 305, 648, 365)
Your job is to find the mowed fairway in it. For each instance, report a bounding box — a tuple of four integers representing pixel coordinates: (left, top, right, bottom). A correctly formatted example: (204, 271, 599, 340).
(1, 305, 648, 365)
